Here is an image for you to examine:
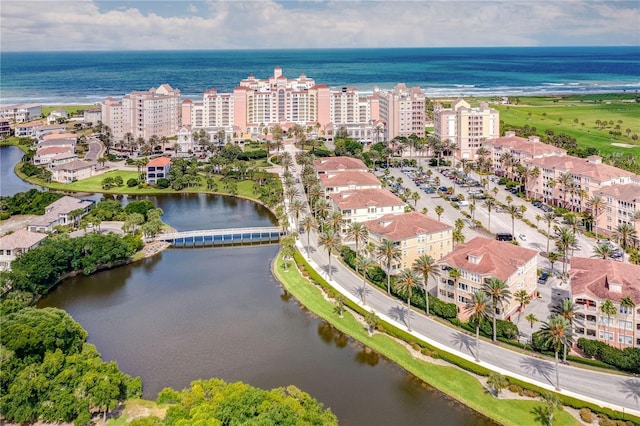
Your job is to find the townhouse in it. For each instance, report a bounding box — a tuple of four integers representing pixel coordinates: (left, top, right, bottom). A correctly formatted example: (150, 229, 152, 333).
(329, 188, 406, 232)
(0, 103, 42, 123)
(313, 156, 368, 175)
(363, 212, 453, 272)
(318, 171, 381, 197)
(0, 229, 48, 271)
(570, 257, 640, 348)
(50, 160, 96, 183)
(437, 237, 538, 320)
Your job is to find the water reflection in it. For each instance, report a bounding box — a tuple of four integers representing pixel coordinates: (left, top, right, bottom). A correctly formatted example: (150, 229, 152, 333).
(355, 344, 380, 367)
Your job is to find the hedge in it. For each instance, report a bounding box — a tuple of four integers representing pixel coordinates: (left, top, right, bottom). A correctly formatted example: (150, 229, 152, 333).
(577, 338, 640, 374)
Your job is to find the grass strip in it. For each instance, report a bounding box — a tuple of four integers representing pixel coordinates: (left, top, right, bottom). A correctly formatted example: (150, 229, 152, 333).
(276, 251, 585, 426)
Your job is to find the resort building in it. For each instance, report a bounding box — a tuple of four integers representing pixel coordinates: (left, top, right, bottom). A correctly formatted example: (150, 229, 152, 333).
(485, 132, 567, 170)
(433, 99, 499, 161)
(34, 146, 75, 165)
(570, 257, 640, 348)
(313, 156, 368, 175)
(83, 107, 102, 125)
(13, 120, 44, 138)
(594, 183, 640, 236)
(525, 155, 638, 211)
(437, 237, 538, 320)
(102, 84, 181, 140)
(376, 83, 426, 140)
(145, 156, 172, 184)
(0, 103, 42, 123)
(0, 229, 48, 271)
(329, 188, 406, 232)
(34, 124, 67, 140)
(48, 152, 79, 167)
(318, 171, 381, 196)
(27, 196, 93, 233)
(363, 212, 453, 272)
(0, 119, 11, 138)
(50, 160, 96, 183)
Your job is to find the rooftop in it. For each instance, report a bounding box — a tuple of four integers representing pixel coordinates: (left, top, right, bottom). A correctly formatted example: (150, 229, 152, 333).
(0, 229, 47, 250)
(570, 257, 640, 304)
(147, 157, 172, 167)
(485, 133, 566, 157)
(329, 188, 404, 210)
(532, 155, 637, 182)
(319, 171, 381, 188)
(363, 212, 452, 241)
(52, 160, 94, 171)
(313, 156, 368, 172)
(439, 237, 537, 280)
(596, 183, 640, 202)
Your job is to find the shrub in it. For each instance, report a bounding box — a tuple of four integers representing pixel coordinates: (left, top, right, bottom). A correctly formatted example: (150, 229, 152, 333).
(580, 408, 595, 423)
(127, 178, 139, 187)
(156, 178, 169, 189)
(577, 338, 640, 374)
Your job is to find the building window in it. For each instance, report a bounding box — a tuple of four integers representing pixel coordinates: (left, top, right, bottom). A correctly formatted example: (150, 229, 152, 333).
(599, 316, 614, 326)
(599, 330, 614, 341)
(618, 335, 632, 345)
(619, 320, 633, 330)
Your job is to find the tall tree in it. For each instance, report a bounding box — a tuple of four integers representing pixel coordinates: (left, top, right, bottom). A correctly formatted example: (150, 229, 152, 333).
(544, 212, 556, 254)
(483, 197, 496, 233)
(586, 195, 605, 237)
(599, 299, 617, 345)
(614, 222, 637, 252)
(412, 254, 438, 316)
(376, 239, 402, 294)
(514, 289, 531, 322)
(318, 230, 341, 279)
(394, 269, 422, 331)
(347, 222, 369, 273)
(482, 278, 512, 342)
(552, 299, 577, 362)
(300, 215, 315, 252)
(356, 256, 373, 305)
(538, 316, 573, 391)
(465, 291, 490, 362)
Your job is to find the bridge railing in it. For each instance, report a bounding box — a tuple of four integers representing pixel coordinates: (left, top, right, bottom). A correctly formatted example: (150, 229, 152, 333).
(153, 226, 282, 242)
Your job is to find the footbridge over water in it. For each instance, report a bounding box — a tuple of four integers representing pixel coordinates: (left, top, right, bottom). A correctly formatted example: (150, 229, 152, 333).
(154, 226, 282, 247)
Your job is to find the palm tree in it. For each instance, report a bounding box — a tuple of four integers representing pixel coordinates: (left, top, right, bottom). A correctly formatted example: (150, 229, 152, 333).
(599, 299, 617, 345)
(289, 198, 305, 230)
(614, 222, 637, 251)
(620, 296, 636, 349)
(347, 222, 369, 272)
(329, 211, 344, 234)
(547, 252, 560, 275)
(482, 278, 512, 342)
(465, 291, 490, 362)
(554, 227, 577, 276)
(487, 372, 509, 396)
(483, 198, 496, 233)
(514, 290, 531, 322)
(434, 205, 444, 221)
(394, 269, 422, 331)
(557, 172, 572, 209)
(300, 215, 315, 251)
(587, 195, 605, 237)
(544, 212, 556, 254)
(538, 315, 572, 391)
(592, 243, 612, 260)
(412, 255, 438, 316)
(552, 299, 577, 362)
(376, 239, 402, 294)
(318, 230, 341, 278)
(504, 204, 520, 236)
(525, 313, 539, 330)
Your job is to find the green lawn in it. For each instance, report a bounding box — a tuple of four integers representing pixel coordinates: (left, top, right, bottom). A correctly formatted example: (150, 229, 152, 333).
(273, 253, 581, 426)
(41, 104, 94, 117)
(492, 96, 640, 158)
(20, 168, 265, 201)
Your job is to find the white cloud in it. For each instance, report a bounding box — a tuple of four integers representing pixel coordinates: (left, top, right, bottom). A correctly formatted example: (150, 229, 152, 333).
(1, 0, 638, 51)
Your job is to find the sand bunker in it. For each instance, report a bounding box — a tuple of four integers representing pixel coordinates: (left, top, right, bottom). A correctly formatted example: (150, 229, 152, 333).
(611, 143, 637, 148)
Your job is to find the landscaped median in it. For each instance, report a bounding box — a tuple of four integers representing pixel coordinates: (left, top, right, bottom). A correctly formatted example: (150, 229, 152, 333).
(272, 249, 589, 426)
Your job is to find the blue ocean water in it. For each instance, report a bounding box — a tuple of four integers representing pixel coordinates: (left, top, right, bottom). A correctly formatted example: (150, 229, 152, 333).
(1, 46, 639, 105)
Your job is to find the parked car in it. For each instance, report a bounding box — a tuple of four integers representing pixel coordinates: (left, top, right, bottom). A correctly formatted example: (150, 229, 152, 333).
(538, 272, 550, 284)
(496, 233, 513, 241)
(519, 233, 527, 241)
(532, 200, 542, 207)
(438, 186, 448, 192)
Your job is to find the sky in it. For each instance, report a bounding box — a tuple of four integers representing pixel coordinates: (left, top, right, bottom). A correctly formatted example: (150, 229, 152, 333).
(1, 0, 639, 51)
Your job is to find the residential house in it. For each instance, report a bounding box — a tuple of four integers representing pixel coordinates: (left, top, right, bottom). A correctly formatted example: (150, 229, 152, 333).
(35, 124, 67, 140)
(13, 120, 44, 138)
(83, 107, 102, 125)
(34, 146, 75, 165)
(329, 188, 406, 232)
(570, 257, 640, 348)
(437, 237, 538, 320)
(0, 103, 42, 123)
(0, 229, 48, 271)
(47, 109, 68, 124)
(50, 160, 96, 183)
(363, 212, 453, 272)
(49, 152, 79, 167)
(27, 196, 93, 233)
(0, 119, 10, 138)
(319, 171, 381, 197)
(145, 156, 172, 184)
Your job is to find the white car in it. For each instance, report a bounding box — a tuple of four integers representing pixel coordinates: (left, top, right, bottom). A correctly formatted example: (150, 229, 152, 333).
(519, 234, 527, 241)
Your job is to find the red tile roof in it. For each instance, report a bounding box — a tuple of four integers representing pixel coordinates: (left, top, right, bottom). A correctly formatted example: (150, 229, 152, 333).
(570, 257, 640, 304)
(329, 188, 404, 210)
(147, 157, 172, 167)
(319, 171, 381, 188)
(36, 146, 73, 155)
(596, 183, 640, 202)
(439, 237, 537, 280)
(363, 212, 452, 241)
(313, 156, 368, 172)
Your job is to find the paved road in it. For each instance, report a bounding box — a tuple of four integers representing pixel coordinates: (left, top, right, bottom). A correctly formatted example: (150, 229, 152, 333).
(283, 146, 640, 416)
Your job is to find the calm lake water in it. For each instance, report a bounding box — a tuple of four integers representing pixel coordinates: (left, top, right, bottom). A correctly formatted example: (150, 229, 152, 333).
(34, 192, 493, 425)
(0, 145, 40, 196)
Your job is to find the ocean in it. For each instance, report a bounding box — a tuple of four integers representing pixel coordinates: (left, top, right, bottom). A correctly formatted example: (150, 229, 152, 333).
(1, 46, 639, 105)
